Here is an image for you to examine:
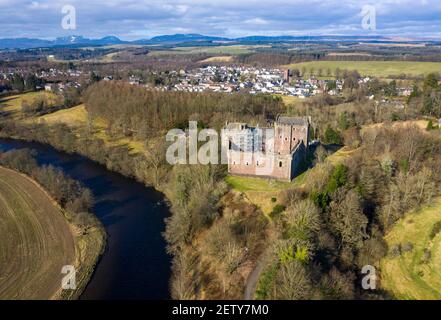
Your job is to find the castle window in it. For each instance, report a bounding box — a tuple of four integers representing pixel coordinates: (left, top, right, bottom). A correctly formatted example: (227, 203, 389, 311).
(279, 161, 283, 167)
(285, 137, 288, 141)
(246, 162, 249, 166)
(256, 161, 259, 166)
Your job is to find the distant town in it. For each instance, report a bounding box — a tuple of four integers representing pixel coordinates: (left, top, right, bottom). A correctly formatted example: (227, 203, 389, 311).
(1, 64, 414, 100)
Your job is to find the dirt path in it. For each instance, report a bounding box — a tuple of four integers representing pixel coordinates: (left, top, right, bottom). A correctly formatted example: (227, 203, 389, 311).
(0, 166, 76, 299)
(244, 259, 265, 300)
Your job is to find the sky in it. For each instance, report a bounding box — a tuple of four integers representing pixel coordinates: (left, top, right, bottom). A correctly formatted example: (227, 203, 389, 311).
(0, 0, 440, 40)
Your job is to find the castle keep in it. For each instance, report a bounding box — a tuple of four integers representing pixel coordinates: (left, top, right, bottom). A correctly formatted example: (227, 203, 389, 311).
(225, 116, 310, 181)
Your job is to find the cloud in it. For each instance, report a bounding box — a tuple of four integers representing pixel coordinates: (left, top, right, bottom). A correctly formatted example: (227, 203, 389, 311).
(244, 18, 269, 25)
(0, 0, 441, 39)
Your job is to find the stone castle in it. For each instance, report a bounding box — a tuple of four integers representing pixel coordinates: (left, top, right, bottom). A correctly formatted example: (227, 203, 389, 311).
(224, 116, 310, 181)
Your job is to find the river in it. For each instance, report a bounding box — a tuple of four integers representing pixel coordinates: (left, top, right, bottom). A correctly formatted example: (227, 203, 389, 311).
(0, 138, 171, 299)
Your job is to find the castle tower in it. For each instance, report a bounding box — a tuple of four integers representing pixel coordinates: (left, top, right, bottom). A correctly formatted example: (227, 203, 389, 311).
(273, 116, 309, 155)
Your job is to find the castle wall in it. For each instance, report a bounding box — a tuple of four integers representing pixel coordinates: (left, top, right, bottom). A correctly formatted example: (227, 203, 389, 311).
(290, 142, 306, 180)
(228, 151, 294, 181)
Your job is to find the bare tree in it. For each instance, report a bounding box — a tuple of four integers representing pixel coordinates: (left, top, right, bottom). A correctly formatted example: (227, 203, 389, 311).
(144, 141, 166, 187)
(271, 260, 312, 300)
(330, 190, 368, 248)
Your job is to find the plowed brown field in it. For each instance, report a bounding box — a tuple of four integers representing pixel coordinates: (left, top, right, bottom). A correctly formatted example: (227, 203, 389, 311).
(0, 166, 75, 299)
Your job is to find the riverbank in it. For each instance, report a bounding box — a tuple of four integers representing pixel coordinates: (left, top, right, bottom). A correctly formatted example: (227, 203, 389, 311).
(0, 137, 172, 299)
(0, 165, 105, 299)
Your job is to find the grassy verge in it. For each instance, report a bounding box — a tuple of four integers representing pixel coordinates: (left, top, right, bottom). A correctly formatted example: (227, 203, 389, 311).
(38, 104, 88, 125)
(59, 216, 105, 300)
(37, 104, 146, 155)
(380, 198, 441, 299)
(0, 91, 60, 119)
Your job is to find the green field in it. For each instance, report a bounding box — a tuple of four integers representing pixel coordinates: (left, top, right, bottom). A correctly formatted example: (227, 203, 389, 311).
(381, 198, 441, 299)
(284, 61, 441, 78)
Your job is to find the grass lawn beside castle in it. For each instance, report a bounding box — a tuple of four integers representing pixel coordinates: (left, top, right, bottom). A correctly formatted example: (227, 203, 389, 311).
(225, 146, 355, 215)
(225, 176, 291, 215)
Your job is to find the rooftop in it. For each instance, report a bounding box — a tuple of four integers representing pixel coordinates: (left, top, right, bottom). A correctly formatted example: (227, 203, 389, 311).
(276, 116, 308, 126)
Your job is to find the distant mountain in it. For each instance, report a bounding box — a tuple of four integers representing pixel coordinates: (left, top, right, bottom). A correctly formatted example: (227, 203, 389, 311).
(53, 35, 126, 46)
(54, 35, 89, 45)
(0, 35, 126, 49)
(235, 35, 388, 42)
(0, 38, 53, 49)
(0, 33, 416, 49)
(149, 33, 229, 43)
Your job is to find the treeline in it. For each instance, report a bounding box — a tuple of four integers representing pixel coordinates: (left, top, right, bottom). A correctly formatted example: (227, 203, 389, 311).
(255, 125, 441, 299)
(0, 121, 143, 179)
(408, 73, 441, 118)
(164, 165, 227, 298)
(3, 73, 43, 92)
(83, 81, 284, 138)
(0, 148, 98, 230)
(286, 73, 441, 144)
(20, 94, 63, 116)
(164, 165, 269, 299)
(232, 49, 441, 67)
(234, 52, 327, 66)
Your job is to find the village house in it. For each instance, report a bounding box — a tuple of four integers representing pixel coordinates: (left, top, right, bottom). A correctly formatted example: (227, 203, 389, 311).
(224, 116, 310, 181)
(166, 65, 344, 97)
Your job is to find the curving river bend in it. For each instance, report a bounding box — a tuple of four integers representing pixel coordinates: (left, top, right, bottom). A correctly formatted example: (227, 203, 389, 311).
(0, 138, 171, 299)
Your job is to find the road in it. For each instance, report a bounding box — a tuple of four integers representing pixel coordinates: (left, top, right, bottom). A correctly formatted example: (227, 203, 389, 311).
(244, 259, 265, 300)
